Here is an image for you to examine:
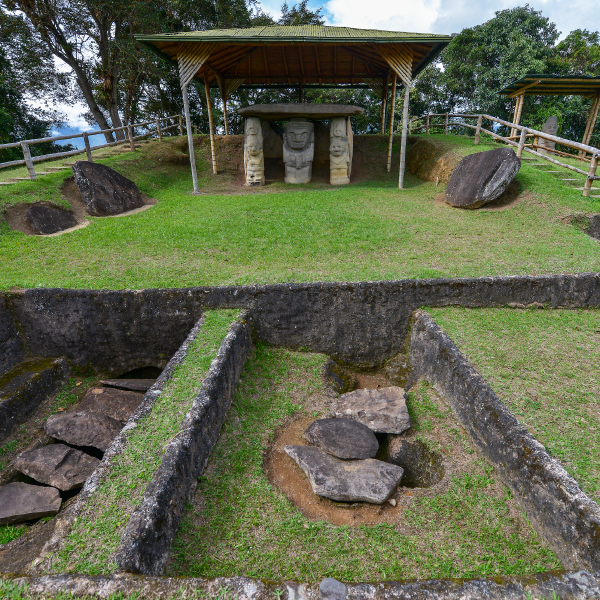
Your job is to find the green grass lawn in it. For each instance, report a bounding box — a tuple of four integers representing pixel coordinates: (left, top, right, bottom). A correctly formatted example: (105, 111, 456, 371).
(1, 134, 599, 290)
(167, 344, 559, 583)
(428, 307, 600, 503)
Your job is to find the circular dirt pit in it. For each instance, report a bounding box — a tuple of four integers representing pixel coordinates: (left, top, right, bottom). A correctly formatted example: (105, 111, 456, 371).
(5, 202, 85, 236)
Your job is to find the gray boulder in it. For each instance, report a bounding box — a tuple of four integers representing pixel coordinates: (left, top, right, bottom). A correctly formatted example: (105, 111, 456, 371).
(0, 482, 61, 524)
(320, 578, 347, 600)
(26, 204, 78, 235)
(79, 387, 144, 424)
(445, 148, 520, 209)
(99, 379, 156, 393)
(334, 387, 411, 434)
(304, 418, 378, 459)
(14, 444, 100, 491)
(44, 411, 123, 451)
(284, 445, 403, 504)
(72, 161, 144, 216)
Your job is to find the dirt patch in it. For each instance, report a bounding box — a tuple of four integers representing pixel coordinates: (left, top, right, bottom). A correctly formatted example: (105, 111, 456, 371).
(406, 138, 463, 184)
(433, 181, 529, 211)
(4, 201, 88, 237)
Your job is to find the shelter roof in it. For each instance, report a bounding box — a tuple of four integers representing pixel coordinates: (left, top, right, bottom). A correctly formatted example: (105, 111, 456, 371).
(499, 74, 600, 98)
(136, 25, 451, 88)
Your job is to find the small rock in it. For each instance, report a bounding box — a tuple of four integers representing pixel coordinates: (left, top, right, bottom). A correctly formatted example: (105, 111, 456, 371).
(99, 379, 156, 392)
(445, 148, 521, 209)
(72, 161, 144, 216)
(285, 445, 403, 504)
(0, 482, 61, 525)
(388, 498, 397, 506)
(14, 444, 100, 491)
(322, 359, 357, 395)
(79, 387, 144, 423)
(320, 578, 347, 600)
(44, 411, 123, 451)
(26, 204, 78, 235)
(335, 387, 411, 434)
(304, 418, 378, 459)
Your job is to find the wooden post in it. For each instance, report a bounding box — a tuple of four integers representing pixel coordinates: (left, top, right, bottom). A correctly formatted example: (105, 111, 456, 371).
(179, 115, 184, 136)
(579, 92, 600, 157)
(511, 94, 524, 139)
(474, 115, 483, 145)
(386, 74, 397, 173)
(426, 115, 430, 135)
(298, 84, 303, 103)
(444, 113, 449, 135)
(205, 78, 218, 175)
(83, 132, 93, 162)
(20, 143, 36, 180)
(127, 125, 135, 151)
(156, 120, 162, 142)
(381, 78, 388, 134)
(194, 126, 198, 135)
(533, 135, 539, 150)
(182, 84, 199, 193)
(409, 118, 413, 135)
(399, 83, 410, 190)
(223, 98, 230, 136)
(517, 127, 527, 158)
(583, 153, 599, 198)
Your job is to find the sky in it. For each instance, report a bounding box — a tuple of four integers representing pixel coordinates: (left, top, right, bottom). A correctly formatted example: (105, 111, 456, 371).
(45, 0, 597, 134)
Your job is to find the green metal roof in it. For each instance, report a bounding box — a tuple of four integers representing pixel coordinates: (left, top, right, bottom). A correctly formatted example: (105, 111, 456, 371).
(499, 74, 600, 97)
(135, 25, 451, 44)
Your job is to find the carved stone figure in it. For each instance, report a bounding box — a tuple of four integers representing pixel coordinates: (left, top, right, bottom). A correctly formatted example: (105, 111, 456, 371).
(244, 117, 265, 186)
(330, 117, 351, 185)
(538, 116, 559, 155)
(283, 119, 314, 184)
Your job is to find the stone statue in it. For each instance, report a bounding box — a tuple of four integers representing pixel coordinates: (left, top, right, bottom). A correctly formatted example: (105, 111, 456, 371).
(283, 119, 314, 184)
(330, 117, 351, 185)
(244, 117, 265, 186)
(538, 116, 559, 155)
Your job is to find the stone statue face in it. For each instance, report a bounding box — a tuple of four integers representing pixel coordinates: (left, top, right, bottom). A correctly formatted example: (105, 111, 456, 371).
(543, 116, 559, 135)
(330, 139, 346, 157)
(247, 142, 262, 156)
(286, 129, 311, 150)
(332, 120, 346, 137)
(245, 117, 261, 136)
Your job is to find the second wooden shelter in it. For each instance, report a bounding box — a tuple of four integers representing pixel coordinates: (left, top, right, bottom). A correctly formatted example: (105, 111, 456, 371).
(137, 25, 451, 191)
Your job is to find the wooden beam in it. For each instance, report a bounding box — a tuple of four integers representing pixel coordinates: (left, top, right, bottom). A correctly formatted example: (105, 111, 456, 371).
(205, 74, 218, 175)
(283, 48, 291, 84)
(399, 83, 411, 189)
(507, 79, 541, 98)
(580, 92, 600, 156)
(298, 46, 305, 85)
(177, 42, 214, 87)
(377, 44, 413, 87)
(387, 73, 397, 172)
(314, 46, 322, 85)
(181, 85, 198, 193)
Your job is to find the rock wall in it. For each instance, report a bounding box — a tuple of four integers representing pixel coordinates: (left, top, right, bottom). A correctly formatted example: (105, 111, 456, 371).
(0, 295, 24, 376)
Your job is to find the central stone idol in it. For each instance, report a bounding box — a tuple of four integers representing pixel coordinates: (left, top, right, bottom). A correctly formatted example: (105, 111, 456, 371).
(283, 119, 315, 184)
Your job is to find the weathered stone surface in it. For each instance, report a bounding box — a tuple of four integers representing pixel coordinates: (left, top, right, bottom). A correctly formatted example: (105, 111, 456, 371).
(261, 121, 283, 159)
(0, 482, 61, 524)
(44, 411, 123, 451)
(330, 117, 351, 185)
(244, 117, 265, 186)
(79, 387, 144, 423)
(320, 578, 347, 600)
(538, 116, 559, 154)
(100, 379, 156, 392)
(25, 204, 78, 235)
(322, 359, 356, 395)
(445, 148, 520, 209)
(284, 445, 403, 503)
(14, 444, 100, 491)
(304, 418, 378, 459)
(386, 438, 444, 488)
(335, 387, 410, 433)
(283, 120, 314, 184)
(238, 103, 364, 121)
(385, 353, 410, 387)
(72, 161, 144, 216)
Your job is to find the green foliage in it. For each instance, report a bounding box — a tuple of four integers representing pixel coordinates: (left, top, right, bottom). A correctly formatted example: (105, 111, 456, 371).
(0, 523, 25, 545)
(279, 0, 324, 26)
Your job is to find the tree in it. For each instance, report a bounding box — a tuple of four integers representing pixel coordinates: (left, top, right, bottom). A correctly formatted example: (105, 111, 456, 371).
(279, 0, 324, 26)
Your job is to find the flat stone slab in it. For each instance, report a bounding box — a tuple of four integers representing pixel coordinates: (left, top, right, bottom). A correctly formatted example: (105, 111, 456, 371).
(334, 387, 411, 434)
(284, 445, 403, 504)
(79, 387, 144, 423)
(100, 379, 156, 392)
(238, 103, 364, 121)
(0, 482, 61, 524)
(14, 444, 100, 491)
(72, 161, 144, 216)
(304, 418, 378, 459)
(44, 411, 123, 451)
(445, 148, 520, 209)
(26, 204, 78, 235)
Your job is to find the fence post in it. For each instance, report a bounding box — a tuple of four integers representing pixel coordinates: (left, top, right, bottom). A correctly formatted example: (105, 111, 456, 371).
(444, 113, 449, 135)
(583, 153, 599, 197)
(193, 125, 198, 135)
(83, 132, 93, 162)
(426, 115, 430, 135)
(127, 125, 135, 151)
(156, 120, 162, 142)
(179, 115, 184, 136)
(517, 127, 527, 158)
(474, 115, 483, 145)
(20, 143, 36, 180)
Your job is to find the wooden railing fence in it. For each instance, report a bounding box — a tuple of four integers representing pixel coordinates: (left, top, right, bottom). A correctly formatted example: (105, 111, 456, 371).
(408, 113, 600, 197)
(0, 115, 184, 181)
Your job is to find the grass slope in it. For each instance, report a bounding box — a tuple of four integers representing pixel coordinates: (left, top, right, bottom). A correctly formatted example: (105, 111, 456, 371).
(428, 307, 600, 502)
(50, 309, 238, 575)
(168, 344, 558, 582)
(0, 135, 599, 290)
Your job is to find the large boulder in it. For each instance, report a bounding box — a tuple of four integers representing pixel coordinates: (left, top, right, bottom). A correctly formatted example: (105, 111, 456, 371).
(72, 161, 144, 216)
(284, 445, 403, 504)
(25, 204, 78, 235)
(79, 387, 144, 424)
(14, 444, 100, 491)
(334, 387, 411, 434)
(44, 411, 123, 451)
(445, 148, 520, 209)
(304, 418, 378, 459)
(0, 482, 61, 524)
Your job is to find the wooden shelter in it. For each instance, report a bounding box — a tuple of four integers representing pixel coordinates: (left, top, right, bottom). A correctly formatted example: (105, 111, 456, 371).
(136, 25, 451, 191)
(499, 74, 600, 152)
